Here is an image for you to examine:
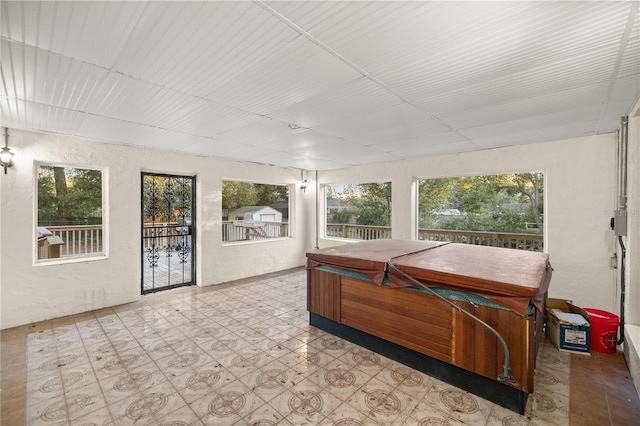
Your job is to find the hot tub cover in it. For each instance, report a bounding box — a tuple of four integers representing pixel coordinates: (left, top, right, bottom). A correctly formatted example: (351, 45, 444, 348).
(306, 239, 445, 283)
(306, 239, 551, 316)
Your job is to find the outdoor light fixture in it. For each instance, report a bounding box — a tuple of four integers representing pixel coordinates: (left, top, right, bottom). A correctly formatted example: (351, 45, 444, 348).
(0, 127, 14, 174)
(300, 169, 308, 192)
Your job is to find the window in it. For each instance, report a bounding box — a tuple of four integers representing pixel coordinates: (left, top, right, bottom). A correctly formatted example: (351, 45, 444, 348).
(221, 181, 290, 242)
(417, 172, 544, 251)
(325, 182, 392, 240)
(36, 165, 105, 261)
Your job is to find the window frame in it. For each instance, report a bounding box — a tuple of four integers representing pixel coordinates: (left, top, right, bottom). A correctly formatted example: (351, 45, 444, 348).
(221, 179, 292, 245)
(323, 181, 393, 241)
(33, 162, 109, 265)
(415, 170, 545, 251)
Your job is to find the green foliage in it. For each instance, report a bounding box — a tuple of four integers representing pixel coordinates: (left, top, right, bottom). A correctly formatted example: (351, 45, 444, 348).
(329, 209, 354, 224)
(417, 178, 455, 227)
(356, 199, 390, 226)
(418, 172, 543, 233)
(222, 181, 288, 210)
(326, 182, 392, 227)
(38, 166, 102, 225)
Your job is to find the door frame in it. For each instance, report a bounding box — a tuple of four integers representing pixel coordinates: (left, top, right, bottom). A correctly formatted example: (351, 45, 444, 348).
(141, 172, 196, 294)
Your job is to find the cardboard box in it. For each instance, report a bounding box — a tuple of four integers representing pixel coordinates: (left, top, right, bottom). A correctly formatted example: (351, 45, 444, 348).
(546, 298, 591, 354)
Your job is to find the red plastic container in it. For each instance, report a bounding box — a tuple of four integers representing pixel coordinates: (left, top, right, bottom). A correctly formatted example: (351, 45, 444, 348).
(584, 308, 620, 354)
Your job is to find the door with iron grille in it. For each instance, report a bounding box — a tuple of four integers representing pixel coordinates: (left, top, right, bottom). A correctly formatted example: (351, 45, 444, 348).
(142, 173, 195, 294)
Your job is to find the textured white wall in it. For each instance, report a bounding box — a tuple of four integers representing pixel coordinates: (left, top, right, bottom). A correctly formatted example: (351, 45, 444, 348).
(0, 129, 310, 329)
(317, 134, 620, 314)
(0, 128, 630, 330)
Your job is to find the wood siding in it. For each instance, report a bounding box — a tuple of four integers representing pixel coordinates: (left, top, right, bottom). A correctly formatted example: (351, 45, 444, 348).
(307, 269, 341, 321)
(452, 302, 534, 392)
(307, 271, 542, 394)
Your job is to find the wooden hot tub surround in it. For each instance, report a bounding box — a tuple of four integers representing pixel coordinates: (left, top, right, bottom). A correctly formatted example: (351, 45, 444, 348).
(306, 239, 551, 413)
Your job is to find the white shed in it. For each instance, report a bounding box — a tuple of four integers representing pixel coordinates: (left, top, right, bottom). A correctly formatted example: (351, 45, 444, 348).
(228, 206, 282, 223)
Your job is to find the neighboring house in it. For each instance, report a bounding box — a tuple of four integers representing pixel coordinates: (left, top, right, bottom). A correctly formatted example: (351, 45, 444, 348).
(326, 198, 341, 214)
(228, 206, 282, 223)
(269, 201, 289, 221)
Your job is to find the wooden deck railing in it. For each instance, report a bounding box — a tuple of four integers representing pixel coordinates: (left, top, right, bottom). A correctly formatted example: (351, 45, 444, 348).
(417, 228, 543, 251)
(40, 221, 541, 260)
(222, 220, 289, 242)
(326, 223, 543, 251)
(325, 224, 393, 240)
(39, 225, 103, 259)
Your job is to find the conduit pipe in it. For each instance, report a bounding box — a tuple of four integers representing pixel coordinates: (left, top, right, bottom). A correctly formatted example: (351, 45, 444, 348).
(386, 260, 519, 388)
(616, 116, 628, 345)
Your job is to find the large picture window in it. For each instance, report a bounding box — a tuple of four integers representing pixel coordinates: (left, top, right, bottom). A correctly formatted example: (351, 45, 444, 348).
(325, 182, 392, 240)
(417, 172, 544, 251)
(222, 181, 290, 242)
(36, 165, 105, 261)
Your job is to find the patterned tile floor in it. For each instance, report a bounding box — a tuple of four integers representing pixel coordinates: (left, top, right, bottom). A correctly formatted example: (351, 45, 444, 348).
(13, 269, 575, 425)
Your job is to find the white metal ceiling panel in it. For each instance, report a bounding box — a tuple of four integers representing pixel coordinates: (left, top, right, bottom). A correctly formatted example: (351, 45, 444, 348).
(75, 115, 206, 151)
(470, 121, 600, 149)
(438, 83, 611, 130)
(217, 143, 290, 165)
(1, 38, 109, 111)
(1, 1, 638, 170)
(209, 36, 363, 115)
(287, 140, 380, 161)
(181, 139, 251, 158)
(214, 117, 294, 145)
(113, 1, 298, 96)
(0, 97, 86, 136)
(2, 1, 147, 69)
(255, 130, 342, 152)
(82, 73, 208, 132)
(268, 77, 402, 128)
(289, 156, 351, 171)
(460, 105, 603, 140)
(338, 151, 403, 167)
(313, 102, 453, 144)
(370, 132, 475, 158)
(170, 103, 264, 140)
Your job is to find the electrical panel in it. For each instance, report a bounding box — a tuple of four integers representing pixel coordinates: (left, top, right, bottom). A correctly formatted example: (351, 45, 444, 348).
(614, 210, 627, 236)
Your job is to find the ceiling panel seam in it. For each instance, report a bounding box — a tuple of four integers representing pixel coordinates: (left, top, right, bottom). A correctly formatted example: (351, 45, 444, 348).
(253, 0, 474, 146)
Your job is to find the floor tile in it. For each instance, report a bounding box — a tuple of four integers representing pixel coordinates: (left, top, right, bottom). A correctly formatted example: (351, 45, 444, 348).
(5, 269, 640, 426)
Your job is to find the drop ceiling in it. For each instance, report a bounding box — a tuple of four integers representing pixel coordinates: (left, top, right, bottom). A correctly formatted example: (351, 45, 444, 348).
(1, 1, 639, 170)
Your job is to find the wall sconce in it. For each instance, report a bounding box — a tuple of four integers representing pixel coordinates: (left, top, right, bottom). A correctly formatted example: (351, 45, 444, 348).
(300, 179, 309, 192)
(1, 127, 15, 174)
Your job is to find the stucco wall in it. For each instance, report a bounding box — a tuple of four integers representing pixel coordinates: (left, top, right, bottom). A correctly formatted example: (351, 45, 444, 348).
(0, 127, 629, 330)
(316, 133, 620, 313)
(0, 129, 311, 329)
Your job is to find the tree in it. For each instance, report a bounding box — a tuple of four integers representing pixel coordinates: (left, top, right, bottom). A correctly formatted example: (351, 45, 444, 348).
(356, 182, 391, 225)
(38, 166, 102, 225)
(356, 199, 390, 226)
(37, 167, 58, 224)
(53, 166, 69, 219)
(512, 172, 544, 230)
(329, 208, 354, 224)
(255, 184, 289, 206)
(418, 178, 455, 227)
(418, 172, 544, 234)
(222, 181, 289, 211)
(222, 181, 257, 210)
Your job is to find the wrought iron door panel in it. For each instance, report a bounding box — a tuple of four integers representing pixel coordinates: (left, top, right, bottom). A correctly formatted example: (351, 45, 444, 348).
(142, 173, 195, 294)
